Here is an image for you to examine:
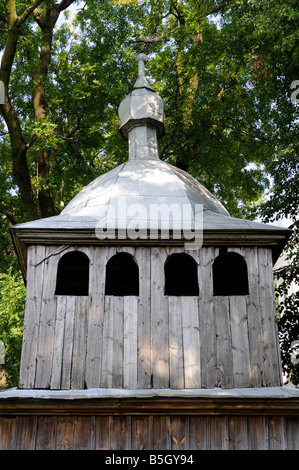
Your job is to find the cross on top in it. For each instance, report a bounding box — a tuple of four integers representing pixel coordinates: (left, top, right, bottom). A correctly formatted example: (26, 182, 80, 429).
(131, 36, 165, 53)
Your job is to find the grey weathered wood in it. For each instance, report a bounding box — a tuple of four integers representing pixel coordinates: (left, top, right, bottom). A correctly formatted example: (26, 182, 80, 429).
(182, 296, 201, 388)
(136, 246, 151, 388)
(19, 243, 284, 391)
(50, 296, 66, 389)
(124, 296, 138, 388)
(101, 295, 114, 388)
(230, 295, 251, 388)
(151, 246, 169, 388)
(71, 297, 88, 389)
(169, 296, 184, 389)
(35, 246, 59, 389)
(61, 296, 75, 389)
(19, 245, 46, 388)
(198, 247, 216, 388)
(85, 247, 106, 388)
(214, 296, 233, 389)
(234, 247, 264, 386)
(258, 247, 282, 386)
(113, 296, 124, 388)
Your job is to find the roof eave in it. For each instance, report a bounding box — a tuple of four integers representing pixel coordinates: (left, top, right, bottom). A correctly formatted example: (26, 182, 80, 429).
(10, 224, 291, 282)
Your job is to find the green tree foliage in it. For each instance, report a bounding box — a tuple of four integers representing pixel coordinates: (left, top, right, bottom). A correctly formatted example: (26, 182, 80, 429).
(0, 0, 298, 386)
(0, 269, 25, 387)
(259, 145, 299, 385)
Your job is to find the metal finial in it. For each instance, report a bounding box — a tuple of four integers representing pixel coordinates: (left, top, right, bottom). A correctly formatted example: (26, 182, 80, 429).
(136, 53, 148, 80)
(133, 53, 153, 90)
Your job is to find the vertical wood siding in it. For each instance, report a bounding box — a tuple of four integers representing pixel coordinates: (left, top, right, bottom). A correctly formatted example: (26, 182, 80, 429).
(19, 245, 282, 390)
(0, 414, 298, 450)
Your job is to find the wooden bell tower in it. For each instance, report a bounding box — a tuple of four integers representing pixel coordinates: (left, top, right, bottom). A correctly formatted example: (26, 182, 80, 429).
(1, 54, 299, 451)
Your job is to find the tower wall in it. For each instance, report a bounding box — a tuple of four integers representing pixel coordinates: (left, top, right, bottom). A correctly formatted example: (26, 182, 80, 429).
(19, 245, 282, 390)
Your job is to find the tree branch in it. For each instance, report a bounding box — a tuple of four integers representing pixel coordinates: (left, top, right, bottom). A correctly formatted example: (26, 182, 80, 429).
(17, 0, 45, 26)
(0, 202, 18, 225)
(56, 0, 76, 13)
(208, 1, 230, 16)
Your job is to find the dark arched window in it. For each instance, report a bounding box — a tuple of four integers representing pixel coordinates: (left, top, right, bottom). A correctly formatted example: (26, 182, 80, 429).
(55, 251, 90, 296)
(105, 252, 139, 296)
(164, 253, 199, 296)
(213, 251, 249, 296)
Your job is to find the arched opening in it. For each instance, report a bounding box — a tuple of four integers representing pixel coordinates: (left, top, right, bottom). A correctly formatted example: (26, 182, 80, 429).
(55, 251, 90, 296)
(105, 252, 139, 296)
(164, 253, 199, 296)
(213, 251, 249, 296)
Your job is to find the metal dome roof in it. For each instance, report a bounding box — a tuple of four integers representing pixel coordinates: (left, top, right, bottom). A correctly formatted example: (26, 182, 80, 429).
(10, 54, 291, 278)
(60, 158, 230, 222)
(58, 52, 229, 230)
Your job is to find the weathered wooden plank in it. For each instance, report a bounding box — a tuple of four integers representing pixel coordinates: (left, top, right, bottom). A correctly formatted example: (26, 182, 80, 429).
(241, 247, 264, 386)
(51, 246, 83, 389)
(210, 416, 229, 450)
(71, 296, 88, 389)
(229, 247, 264, 387)
(153, 416, 171, 450)
(0, 417, 17, 450)
(269, 417, 286, 450)
(169, 417, 188, 450)
(15, 416, 38, 450)
(198, 247, 216, 388)
(136, 246, 151, 389)
(124, 296, 138, 389)
(258, 248, 282, 386)
(229, 295, 251, 388)
(189, 416, 210, 450)
(35, 416, 57, 450)
(101, 295, 114, 388)
(214, 296, 233, 388)
(285, 418, 299, 450)
(55, 416, 75, 450)
(110, 416, 131, 450)
(35, 246, 60, 388)
(248, 416, 269, 450)
(73, 416, 95, 450)
(19, 245, 46, 388)
(94, 416, 111, 450)
(151, 246, 169, 388)
(182, 296, 201, 388)
(61, 296, 75, 389)
(169, 296, 184, 389)
(228, 417, 248, 450)
(113, 296, 124, 388)
(85, 247, 106, 388)
(131, 416, 153, 450)
(50, 296, 66, 389)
